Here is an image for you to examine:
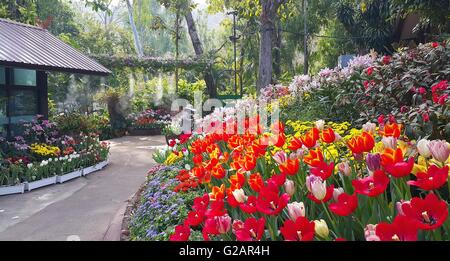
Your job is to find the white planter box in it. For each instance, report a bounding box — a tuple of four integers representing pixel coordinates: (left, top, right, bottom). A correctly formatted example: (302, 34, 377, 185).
(0, 183, 25, 196)
(83, 159, 109, 176)
(57, 170, 82, 184)
(94, 160, 109, 170)
(25, 176, 57, 191)
(82, 165, 97, 176)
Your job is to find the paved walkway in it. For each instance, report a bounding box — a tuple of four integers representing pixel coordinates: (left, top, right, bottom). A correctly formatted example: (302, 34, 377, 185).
(0, 135, 166, 241)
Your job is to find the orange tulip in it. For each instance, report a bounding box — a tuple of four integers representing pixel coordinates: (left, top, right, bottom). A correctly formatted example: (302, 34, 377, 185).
(288, 136, 303, 151)
(229, 171, 246, 190)
(270, 132, 286, 148)
(321, 128, 336, 144)
(381, 148, 414, 178)
(249, 172, 264, 192)
(239, 154, 257, 171)
(301, 128, 320, 148)
(347, 132, 375, 154)
(379, 123, 402, 138)
(279, 158, 300, 176)
(209, 184, 225, 201)
(303, 148, 324, 167)
(211, 164, 226, 179)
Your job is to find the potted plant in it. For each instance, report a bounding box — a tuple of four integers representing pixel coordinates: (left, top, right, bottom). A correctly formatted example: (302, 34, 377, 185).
(56, 154, 82, 184)
(126, 108, 171, 136)
(24, 160, 57, 191)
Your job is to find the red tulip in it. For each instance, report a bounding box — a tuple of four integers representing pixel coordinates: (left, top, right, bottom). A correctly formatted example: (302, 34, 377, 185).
(321, 128, 336, 143)
(169, 224, 191, 241)
(301, 128, 320, 148)
(239, 195, 257, 214)
(256, 186, 290, 215)
(203, 215, 232, 235)
(310, 161, 335, 180)
(280, 217, 315, 241)
(307, 184, 334, 204)
(234, 217, 266, 241)
(401, 193, 448, 230)
(192, 194, 210, 212)
(329, 193, 358, 216)
(352, 170, 390, 197)
(347, 132, 375, 155)
(205, 199, 226, 218)
(288, 136, 303, 151)
(381, 148, 415, 178)
(184, 211, 205, 227)
(375, 215, 418, 241)
(407, 165, 449, 190)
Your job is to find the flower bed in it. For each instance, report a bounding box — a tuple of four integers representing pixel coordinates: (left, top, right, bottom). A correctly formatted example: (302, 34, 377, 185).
(135, 117, 450, 241)
(126, 108, 171, 136)
(0, 116, 110, 195)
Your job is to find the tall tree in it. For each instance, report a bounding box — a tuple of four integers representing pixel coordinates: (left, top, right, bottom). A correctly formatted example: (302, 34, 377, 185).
(125, 0, 144, 58)
(256, 0, 286, 92)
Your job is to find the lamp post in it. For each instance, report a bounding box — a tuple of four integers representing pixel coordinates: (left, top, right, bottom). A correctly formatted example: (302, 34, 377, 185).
(227, 10, 241, 96)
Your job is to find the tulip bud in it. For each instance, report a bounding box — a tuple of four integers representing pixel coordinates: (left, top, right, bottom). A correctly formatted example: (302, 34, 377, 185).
(334, 132, 342, 142)
(364, 224, 380, 241)
(366, 153, 381, 172)
(216, 215, 232, 234)
(396, 200, 410, 216)
(273, 150, 287, 165)
(362, 122, 376, 134)
(315, 120, 325, 131)
(311, 178, 327, 200)
(314, 219, 329, 239)
(333, 187, 344, 202)
(284, 179, 295, 196)
(427, 140, 450, 163)
(287, 202, 305, 220)
(232, 188, 246, 203)
(417, 139, 431, 158)
(381, 136, 397, 149)
(337, 161, 351, 177)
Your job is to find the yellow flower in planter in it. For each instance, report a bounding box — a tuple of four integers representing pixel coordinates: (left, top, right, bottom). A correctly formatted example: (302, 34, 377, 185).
(30, 143, 60, 157)
(164, 152, 183, 166)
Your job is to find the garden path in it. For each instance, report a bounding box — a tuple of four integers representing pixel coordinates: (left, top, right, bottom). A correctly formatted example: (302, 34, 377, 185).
(0, 135, 166, 241)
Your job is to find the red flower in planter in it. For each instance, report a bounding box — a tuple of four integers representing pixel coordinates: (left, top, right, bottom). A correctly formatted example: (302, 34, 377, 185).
(375, 215, 419, 241)
(382, 55, 391, 65)
(310, 161, 335, 180)
(321, 128, 336, 144)
(193, 154, 203, 166)
(229, 171, 246, 190)
(240, 195, 257, 214)
(329, 193, 358, 216)
(234, 217, 266, 241)
(185, 210, 205, 227)
(249, 173, 264, 192)
(211, 164, 226, 179)
(209, 184, 225, 201)
(432, 42, 439, 48)
(407, 165, 448, 191)
(381, 148, 414, 178)
(169, 224, 191, 241)
(226, 188, 240, 208)
(400, 193, 448, 230)
(301, 128, 320, 148)
(267, 172, 287, 187)
(347, 132, 375, 154)
(366, 67, 374, 76)
(280, 216, 315, 241)
(288, 136, 303, 151)
(279, 158, 300, 176)
(256, 186, 290, 215)
(352, 170, 390, 197)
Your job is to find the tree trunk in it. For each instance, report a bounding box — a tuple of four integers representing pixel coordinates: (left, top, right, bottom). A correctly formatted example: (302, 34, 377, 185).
(273, 19, 282, 79)
(257, 20, 274, 92)
(184, 8, 216, 98)
(257, 0, 284, 92)
(126, 0, 144, 58)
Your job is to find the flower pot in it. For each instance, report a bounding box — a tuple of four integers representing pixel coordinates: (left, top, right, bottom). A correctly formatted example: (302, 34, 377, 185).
(56, 170, 82, 184)
(82, 165, 97, 176)
(25, 176, 57, 191)
(127, 127, 162, 136)
(0, 183, 25, 196)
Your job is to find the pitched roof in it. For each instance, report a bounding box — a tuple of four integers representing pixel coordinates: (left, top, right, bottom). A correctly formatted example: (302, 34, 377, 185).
(0, 18, 111, 75)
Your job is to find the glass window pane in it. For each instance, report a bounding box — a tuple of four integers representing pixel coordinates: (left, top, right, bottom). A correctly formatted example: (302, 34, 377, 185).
(0, 67, 5, 85)
(0, 90, 7, 125)
(9, 90, 37, 116)
(13, 68, 36, 86)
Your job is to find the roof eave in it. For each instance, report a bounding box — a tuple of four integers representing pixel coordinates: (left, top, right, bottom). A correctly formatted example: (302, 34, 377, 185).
(0, 60, 111, 76)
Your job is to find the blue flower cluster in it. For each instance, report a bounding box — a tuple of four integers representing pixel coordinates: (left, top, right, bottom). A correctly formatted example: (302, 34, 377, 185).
(129, 165, 201, 241)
